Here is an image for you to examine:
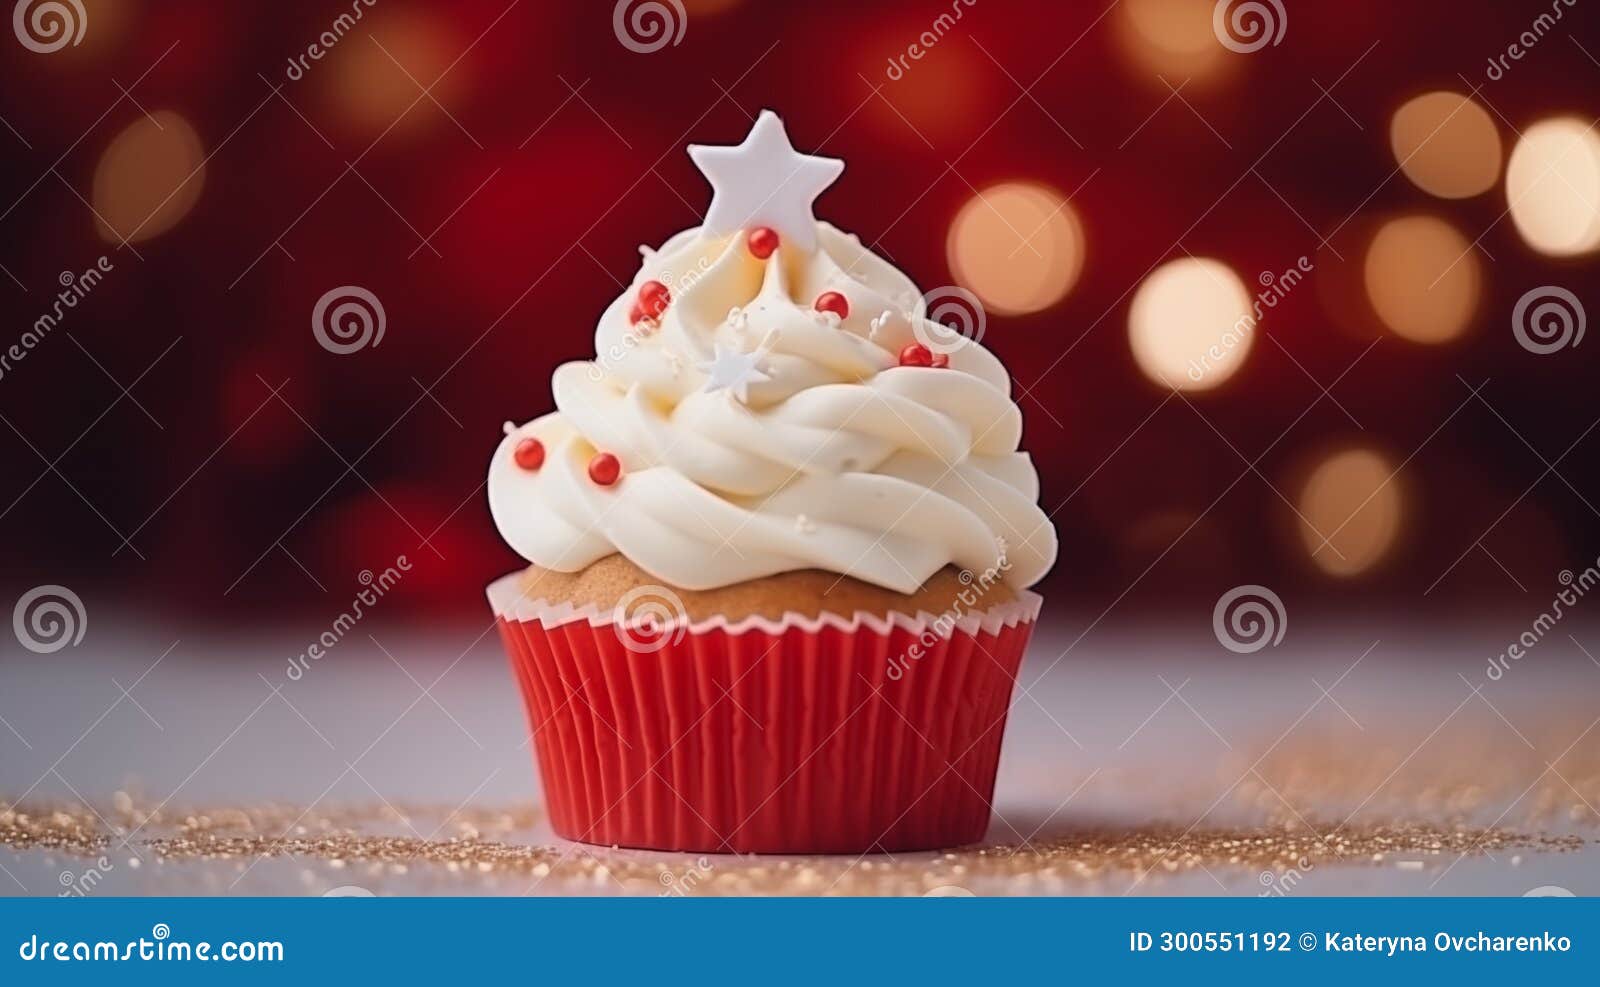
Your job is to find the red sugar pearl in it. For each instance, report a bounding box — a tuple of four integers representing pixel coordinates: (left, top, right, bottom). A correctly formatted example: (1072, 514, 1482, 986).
(638, 280, 670, 319)
(931, 351, 950, 369)
(814, 291, 849, 320)
(513, 438, 545, 470)
(898, 343, 935, 367)
(587, 452, 621, 486)
(628, 301, 647, 325)
(747, 227, 780, 260)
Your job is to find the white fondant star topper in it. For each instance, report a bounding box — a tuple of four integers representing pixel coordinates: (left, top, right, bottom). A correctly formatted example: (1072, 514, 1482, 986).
(696, 342, 772, 403)
(688, 110, 843, 253)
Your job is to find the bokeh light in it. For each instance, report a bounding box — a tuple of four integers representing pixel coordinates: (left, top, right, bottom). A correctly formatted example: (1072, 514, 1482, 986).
(1117, 0, 1229, 84)
(1363, 216, 1480, 344)
(1389, 91, 1501, 199)
(91, 110, 206, 244)
(327, 9, 460, 133)
(1505, 117, 1600, 256)
(946, 182, 1084, 316)
(1127, 257, 1253, 390)
(1298, 448, 1403, 578)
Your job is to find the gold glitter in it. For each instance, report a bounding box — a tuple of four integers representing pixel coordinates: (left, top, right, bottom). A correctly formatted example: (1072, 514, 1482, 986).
(0, 798, 1584, 896)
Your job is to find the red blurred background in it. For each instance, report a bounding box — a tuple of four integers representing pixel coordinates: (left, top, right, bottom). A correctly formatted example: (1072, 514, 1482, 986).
(1, 0, 1597, 623)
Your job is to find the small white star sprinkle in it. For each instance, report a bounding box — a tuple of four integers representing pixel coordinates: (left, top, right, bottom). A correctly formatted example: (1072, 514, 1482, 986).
(869, 310, 894, 339)
(695, 343, 771, 403)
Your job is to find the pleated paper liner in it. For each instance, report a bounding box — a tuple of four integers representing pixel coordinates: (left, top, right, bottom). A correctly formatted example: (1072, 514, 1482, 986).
(487, 572, 1041, 854)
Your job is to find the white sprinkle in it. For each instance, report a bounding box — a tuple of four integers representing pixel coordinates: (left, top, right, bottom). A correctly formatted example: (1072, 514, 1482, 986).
(796, 514, 817, 534)
(502, 421, 516, 436)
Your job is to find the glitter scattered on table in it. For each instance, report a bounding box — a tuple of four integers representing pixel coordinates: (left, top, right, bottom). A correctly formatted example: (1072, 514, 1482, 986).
(1, 798, 1585, 896)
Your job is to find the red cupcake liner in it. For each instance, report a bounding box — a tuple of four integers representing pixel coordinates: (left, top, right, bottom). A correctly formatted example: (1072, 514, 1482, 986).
(488, 573, 1040, 854)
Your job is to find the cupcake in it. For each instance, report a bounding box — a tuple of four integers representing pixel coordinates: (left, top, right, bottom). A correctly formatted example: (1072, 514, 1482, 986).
(487, 111, 1057, 854)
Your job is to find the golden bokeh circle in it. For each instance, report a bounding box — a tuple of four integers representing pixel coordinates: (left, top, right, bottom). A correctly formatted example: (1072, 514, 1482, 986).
(1390, 91, 1502, 199)
(1127, 257, 1254, 390)
(91, 110, 206, 244)
(1117, 0, 1229, 83)
(1506, 117, 1600, 257)
(947, 182, 1085, 316)
(1298, 447, 1403, 578)
(1363, 216, 1480, 344)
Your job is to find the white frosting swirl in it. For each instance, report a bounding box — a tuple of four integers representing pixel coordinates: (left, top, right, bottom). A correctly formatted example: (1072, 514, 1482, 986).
(488, 222, 1058, 594)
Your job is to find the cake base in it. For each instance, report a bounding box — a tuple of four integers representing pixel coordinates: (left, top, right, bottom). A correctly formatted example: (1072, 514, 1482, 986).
(517, 553, 1015, 623)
